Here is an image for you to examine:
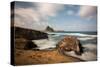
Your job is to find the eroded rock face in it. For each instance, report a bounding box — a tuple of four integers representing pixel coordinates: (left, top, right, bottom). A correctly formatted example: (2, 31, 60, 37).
(57, 36, 83, 55)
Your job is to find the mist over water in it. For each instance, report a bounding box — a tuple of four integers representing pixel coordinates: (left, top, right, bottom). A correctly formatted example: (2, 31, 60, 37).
(33, 32, 97, 61)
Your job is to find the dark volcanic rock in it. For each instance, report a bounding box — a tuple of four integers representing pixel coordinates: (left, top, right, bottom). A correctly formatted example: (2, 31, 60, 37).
(12, 27, 48, 40)
(57, 36, 83, 55)
(24, 40, 37, 50)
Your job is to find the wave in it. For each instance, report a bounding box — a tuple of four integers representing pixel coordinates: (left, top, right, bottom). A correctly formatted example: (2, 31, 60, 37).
(48, 32, 97, 38)
(32, 39, 57, 50)
(65, 51, 97, 61)
(32, 34, 97, 61)
(78, 37, 96, 41)
(65, 43, 97, 61)
(83, 43, 97, 50)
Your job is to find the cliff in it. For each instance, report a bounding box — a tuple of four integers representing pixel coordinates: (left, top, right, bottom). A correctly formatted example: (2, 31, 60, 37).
(12, 27, 48, 40)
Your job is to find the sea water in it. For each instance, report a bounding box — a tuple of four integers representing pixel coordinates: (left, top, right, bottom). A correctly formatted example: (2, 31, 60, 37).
(32, 32, 97, 61)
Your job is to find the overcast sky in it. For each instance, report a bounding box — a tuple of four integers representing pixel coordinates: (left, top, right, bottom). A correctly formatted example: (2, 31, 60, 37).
(13, 1, 97, 31)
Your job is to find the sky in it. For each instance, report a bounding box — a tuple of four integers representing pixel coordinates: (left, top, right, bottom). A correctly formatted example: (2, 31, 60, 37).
(12, 1, 97, 32)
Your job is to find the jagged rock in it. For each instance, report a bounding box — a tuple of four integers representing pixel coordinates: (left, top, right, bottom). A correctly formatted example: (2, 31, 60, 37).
(45, 26, 54, 32)
(57, 36, 83, 55)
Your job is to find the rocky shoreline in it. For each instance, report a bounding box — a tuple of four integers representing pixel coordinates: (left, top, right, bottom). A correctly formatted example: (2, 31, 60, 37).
(13, 31, 84, 65)
(12, 27, 48, 50)
(15, 49, 84, 65)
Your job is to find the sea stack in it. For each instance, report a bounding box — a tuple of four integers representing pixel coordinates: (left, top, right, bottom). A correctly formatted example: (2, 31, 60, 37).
(45, 26, 54, 32)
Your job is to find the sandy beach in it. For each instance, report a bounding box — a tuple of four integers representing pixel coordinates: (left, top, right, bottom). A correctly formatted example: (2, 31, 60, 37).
(15, 49, 83, 65)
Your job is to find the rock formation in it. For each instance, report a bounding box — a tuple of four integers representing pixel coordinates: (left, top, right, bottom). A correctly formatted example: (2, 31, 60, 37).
(57, 36, 83, 55)
(15, 36, 84, 65)
(12, 27, 48, 40)
(45, 26, 54, 32)
(12, 27, 48, 50)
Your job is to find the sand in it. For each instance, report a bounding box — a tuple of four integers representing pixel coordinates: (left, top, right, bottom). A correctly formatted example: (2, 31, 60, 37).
(15, 49, 83, 65)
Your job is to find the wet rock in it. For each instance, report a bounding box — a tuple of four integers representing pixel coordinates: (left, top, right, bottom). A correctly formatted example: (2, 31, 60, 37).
(24, 40, 37, 50)
(57, 36, 83, 55)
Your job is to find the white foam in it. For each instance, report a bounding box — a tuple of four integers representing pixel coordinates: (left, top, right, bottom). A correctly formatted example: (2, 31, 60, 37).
(48, 32, 97, 37)
(65, 43, 97, 61)
(83, 43, 97, 50)
(65, 51, 97, 61)
(32, 39, 57, 49)
(78, 37, 95, 41)
(32, 34, 97, 61)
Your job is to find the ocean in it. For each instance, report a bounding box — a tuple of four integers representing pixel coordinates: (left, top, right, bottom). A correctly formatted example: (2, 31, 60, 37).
(32, 32, 97, 61)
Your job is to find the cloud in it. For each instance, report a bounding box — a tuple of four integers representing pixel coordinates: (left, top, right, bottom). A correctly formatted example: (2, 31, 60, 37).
(13, 2, 64, 30)
(14, 8, 46, 30)
(37, 3, 64, 17)
(78, 6, 97, 19)
(64, 20, 97, 31)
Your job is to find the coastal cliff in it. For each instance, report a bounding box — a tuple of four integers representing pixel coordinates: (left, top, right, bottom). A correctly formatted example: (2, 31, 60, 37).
(12, 27, 48, 40)
(11, 27, 48, 49)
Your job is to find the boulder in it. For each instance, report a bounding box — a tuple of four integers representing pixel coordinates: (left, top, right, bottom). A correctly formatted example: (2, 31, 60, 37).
(57, 36, 83, 55)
